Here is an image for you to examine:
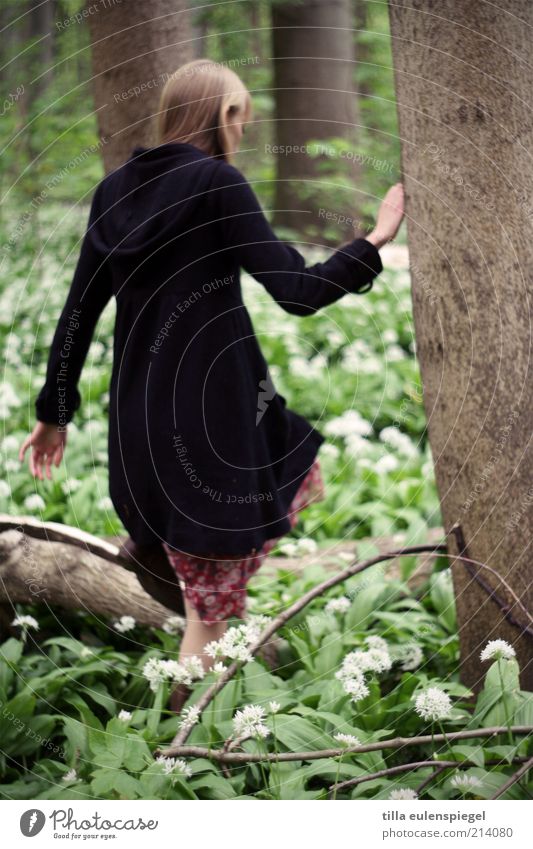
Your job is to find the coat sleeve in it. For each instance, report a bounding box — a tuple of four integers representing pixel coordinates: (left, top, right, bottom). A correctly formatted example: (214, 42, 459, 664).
(34, 183, 113, 426)
(210, 162, 383, 316)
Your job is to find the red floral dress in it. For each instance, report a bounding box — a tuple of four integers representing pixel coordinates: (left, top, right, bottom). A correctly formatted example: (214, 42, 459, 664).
(163, 458, 325, 624)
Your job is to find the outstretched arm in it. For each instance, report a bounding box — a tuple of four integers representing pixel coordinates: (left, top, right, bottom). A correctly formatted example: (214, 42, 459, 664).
(210, 163, 403, 316)
(20, 183, 112, 479)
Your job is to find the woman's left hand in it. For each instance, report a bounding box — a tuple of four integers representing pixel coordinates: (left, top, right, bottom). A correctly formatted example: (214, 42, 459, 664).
(19, 422, 68, 480)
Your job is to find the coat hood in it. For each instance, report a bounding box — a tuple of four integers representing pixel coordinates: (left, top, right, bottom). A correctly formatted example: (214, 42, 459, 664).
(88, 142, 220, 257)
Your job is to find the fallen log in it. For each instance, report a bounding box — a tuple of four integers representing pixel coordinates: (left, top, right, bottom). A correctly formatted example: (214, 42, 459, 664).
(0, 516, 179, 629)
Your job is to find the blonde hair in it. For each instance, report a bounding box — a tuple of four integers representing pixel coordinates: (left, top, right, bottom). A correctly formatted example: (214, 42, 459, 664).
(156, 59, 252, 162)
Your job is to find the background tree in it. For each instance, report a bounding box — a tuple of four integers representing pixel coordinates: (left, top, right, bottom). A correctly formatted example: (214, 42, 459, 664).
(388, 0, 533, 689)
(270, 0, 361, 241)
(86, 0, 192, 173)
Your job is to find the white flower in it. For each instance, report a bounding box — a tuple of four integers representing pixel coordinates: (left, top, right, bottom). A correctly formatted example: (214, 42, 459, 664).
(212, 661, 227, 676)
(204, 621, 265, 663)
(389, 788, 418, 799)
(162, 615, 185, 634)
(334, 733, 361, 747)
(155, 756, 192, 778)
(269, 701, 281, 714)
(179, 705, 201, 730)
(0, 480, 11, 498)
(414, 687, 452, 721)
(365, 635, 389, 653)
(24, 493, 46, 511)
(142, 657, 168, 691)
(386, 344, 406, 362)
(173, 758, 192, 778)
(480, 639, 516, 663)
(337, 550, 355, 563)
(277, 541, 298, 557)
(97, 496, 113, 510)
(345, 432, 373, 457)
(4, 459, 19, 472)
(449, 774, 483, 790)
(0, 381, 21, 409)
(319, 443, 340, 459)
(1, 435, 19, 453)
(296, 538, 318, 555)
(379, 427, 418, 459)
(118, 710, 132, 721)
(324, 409, 372, 439)
(62, 768, 78, 782)
(61, 478, 82, 495)
(396, 643, 424, 671)
(342, 676, 370, 703)
(180, 655, 205, 683)
(338, 646, 392, 676)
(233, 704, 271, 739)
(375, 454, 399, 474)
(114, 615, 136, 633)
(325, 597, 351, 615)
(12, 614, 39, 630)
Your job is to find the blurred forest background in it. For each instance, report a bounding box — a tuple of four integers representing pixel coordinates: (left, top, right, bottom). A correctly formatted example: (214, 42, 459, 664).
(0, 0, 400, 240)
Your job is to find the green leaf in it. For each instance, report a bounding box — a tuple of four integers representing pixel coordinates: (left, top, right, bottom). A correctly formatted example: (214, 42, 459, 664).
(449, 745, 485, 767)
(189, 772, 236, 799)
(271, 715, 333, 751)
(429, 569, 456, 633)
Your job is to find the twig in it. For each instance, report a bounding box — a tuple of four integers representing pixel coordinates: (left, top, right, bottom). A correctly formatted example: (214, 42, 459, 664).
(329, 756, 530, 796)
(490, 755, 533, 799)
(154, 724, 533, 762)
(415, 762, 449, 795)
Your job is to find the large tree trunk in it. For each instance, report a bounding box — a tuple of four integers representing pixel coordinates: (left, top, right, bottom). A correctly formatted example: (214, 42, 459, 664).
(388, 1, 533, 689)
(271, 0, 362, 242)
(86, 0, 193, 174)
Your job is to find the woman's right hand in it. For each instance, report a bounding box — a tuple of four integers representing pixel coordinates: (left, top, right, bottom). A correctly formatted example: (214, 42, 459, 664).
(19, 421, 67, 481)
(365, 182, 405, 249)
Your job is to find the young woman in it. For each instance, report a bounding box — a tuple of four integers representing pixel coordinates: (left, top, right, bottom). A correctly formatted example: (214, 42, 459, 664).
(20, 59, 404, 713)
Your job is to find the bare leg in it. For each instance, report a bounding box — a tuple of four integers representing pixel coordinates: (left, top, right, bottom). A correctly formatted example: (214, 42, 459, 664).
(179, 595, 229, 673)
(170, 595, 229, 714)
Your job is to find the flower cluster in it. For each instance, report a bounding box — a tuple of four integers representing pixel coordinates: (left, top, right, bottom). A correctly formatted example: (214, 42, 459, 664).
(142, 654, 205, 692)
(389, 788, 418, 800)
(449, 774, 482, 791)
(232, 704, 271, 739)
(162, 615, 186, 635)
(333, 732, 361, 747)
(325, 596, 351, 615)
(205, 616, 271, 663)
(113, 615, 136, 633)
(395, 642, 424, 671)
(276, 537, 318, 557)
(480, 639, 515, 663)
(335, 637, 394, 703)
(155, 756, 192, 778)
(179, 705, 201, 730)
(414, 687, 452, 722)
(11, 614, 39, 631)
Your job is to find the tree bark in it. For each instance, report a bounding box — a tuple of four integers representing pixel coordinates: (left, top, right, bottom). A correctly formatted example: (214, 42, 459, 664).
(388, 1, 533, 689)
(271, 0, 362, 241)
(85, 0, 193, 173)
(0, 524, 179, 629)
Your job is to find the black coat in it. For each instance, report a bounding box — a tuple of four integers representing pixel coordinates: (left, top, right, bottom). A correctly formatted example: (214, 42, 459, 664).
(35, 142, 383, 555)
